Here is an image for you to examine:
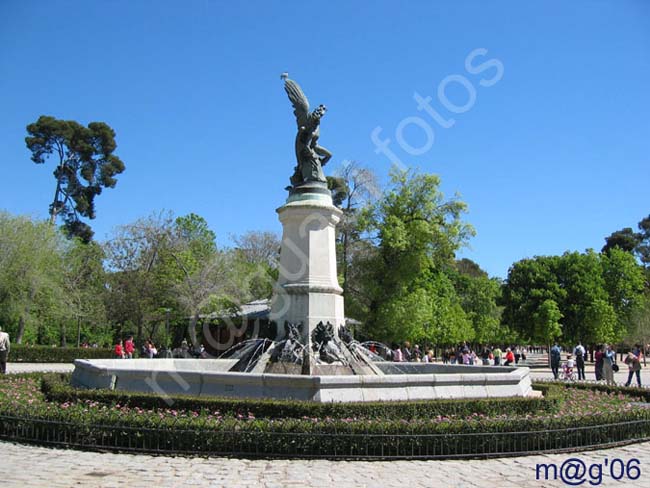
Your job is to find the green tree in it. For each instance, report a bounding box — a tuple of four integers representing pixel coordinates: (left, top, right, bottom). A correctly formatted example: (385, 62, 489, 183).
(602, 227, 640, 254)
(61, 239, 107, 346)
(554, 250, 611, 344)
(356, 169, 474, 344)
(636, 215, 650, 268)
(104, 212, 176, 342)
(532, 299, 563, 344)
(25, 115, 125, 242)
(329, 162, 380, 299)
(501, 256, 565, 342)
(451, 264, 504, 344)
(583, 299, 618, 344)
(231, 230, 280, 301)
(601, 247, 645, 335)
(165, 214, 240, 346)
(502, 249, 645, 345)
(0, 212, 65, 343)
(455, 258, 488, 279)
(626, 294, 650, 357)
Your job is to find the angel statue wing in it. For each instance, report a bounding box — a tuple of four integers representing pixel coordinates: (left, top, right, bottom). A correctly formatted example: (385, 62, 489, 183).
(283, 77, 310, 128)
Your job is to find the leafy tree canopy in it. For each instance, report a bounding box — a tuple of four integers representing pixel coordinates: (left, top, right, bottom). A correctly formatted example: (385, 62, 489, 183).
(356, 168, 475, 344)
(25, 115, 125, 242)
(602, 227, 640, 254)
(502, 249, 645, 345)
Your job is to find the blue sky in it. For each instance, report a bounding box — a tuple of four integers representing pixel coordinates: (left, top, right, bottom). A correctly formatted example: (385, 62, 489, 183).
(1, 0, 648, 278)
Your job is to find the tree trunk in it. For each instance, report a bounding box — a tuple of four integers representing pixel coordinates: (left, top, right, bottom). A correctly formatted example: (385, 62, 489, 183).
(189, 313, 199, 347)
(61, 321, 67, 347)
(16, 315, 26, 344)
(76, 317, 81, 347)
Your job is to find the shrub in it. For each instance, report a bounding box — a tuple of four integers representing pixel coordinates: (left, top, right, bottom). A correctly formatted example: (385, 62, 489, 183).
(10, 345, 113, 363)
(535, 381, 650, 402)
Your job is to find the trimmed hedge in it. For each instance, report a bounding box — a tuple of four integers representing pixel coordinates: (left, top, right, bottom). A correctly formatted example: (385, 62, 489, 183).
(535, 380, 650, 402)
(42, 373, 558, 420)
(10, 345, 113, 363)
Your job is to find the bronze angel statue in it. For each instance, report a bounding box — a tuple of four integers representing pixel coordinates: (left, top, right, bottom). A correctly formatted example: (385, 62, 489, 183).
(282, 73, 332, 186)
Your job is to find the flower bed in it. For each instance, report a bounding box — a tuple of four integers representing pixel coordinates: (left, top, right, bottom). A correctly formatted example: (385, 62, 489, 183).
(0, 375, 649, 459)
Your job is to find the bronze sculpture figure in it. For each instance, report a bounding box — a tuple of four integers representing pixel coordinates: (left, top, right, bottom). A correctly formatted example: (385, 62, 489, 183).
(282, 73, 332, 187)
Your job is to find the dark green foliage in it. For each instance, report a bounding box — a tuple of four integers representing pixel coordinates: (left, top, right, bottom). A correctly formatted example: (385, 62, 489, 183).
(356, 169, 475, 344)
(501, 250, 645, 345)
(602, 215, 650, 269)
(10, 345, 113, 362)
(539, 380, 650, 403)
(326, 175, 348, 208)
(455, 258, 488, 279)
(602, 227, 641, 254)
(25, 115, 125, 242)
(637, 215, 650, 268)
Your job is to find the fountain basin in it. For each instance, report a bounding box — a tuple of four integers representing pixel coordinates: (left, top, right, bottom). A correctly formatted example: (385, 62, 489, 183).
(71, 359, 533, 402)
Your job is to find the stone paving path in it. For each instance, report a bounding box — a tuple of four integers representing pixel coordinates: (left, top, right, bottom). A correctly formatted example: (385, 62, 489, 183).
(6, 362, 74, 374)
(1, 440, 650, 487)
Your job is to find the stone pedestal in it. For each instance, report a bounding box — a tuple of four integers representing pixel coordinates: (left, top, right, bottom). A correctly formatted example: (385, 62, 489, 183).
(269, 190, 345, 348)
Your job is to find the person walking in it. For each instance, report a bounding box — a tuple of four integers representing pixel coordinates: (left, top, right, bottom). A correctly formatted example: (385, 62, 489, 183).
(504, 348, 515, 366)
(114, 339, 125, 359)
(492, 346, 503, 366)
(573, 342, 586, 380)
(401, 341, 413, 362)
(391, 343, 403, 362)
(0, 327, 10, 374)
(624, 351, 642, 387)
(602, 345, 616, 386)
(124, 336, 135, 359)
(550, 343, 562, 380)
(481, 346, 491, 366)
(594, 345, 604, 380)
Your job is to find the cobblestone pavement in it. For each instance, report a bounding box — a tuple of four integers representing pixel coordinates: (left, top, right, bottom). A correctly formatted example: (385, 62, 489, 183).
(1, 440, 650, 487)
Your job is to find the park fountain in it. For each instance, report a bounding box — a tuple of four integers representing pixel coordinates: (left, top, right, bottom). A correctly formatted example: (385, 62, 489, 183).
(72, 75, 533, 402)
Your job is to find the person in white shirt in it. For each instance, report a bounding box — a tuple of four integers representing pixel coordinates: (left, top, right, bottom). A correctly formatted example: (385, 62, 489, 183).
(0, 327, 10, 374)
(573, 342, 586, 380)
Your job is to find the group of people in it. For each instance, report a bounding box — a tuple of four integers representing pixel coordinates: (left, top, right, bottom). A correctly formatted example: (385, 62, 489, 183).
(114, 336, 159, 359)
(384, 341, 528, 366)
(442, 344, 528, 366)
(550, 342, 644, 387)
(387, 342, 434, 362)
(114, 337, 208, 359)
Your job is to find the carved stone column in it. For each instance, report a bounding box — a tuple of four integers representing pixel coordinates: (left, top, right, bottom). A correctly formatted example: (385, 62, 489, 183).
(269, 186, 345, 356)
